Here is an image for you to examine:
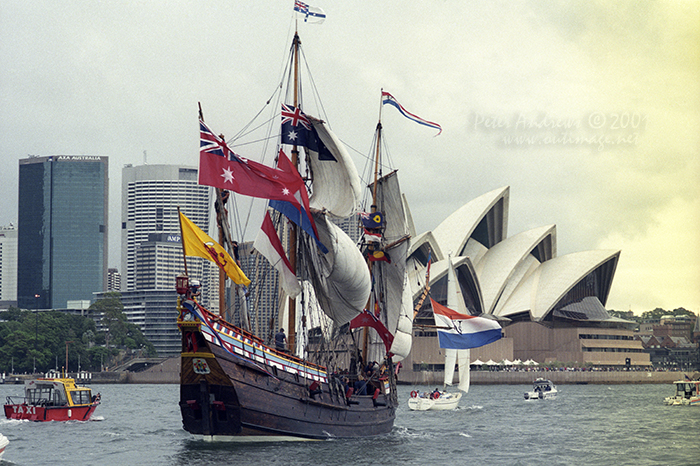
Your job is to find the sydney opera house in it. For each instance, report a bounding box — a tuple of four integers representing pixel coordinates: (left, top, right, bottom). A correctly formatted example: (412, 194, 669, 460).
(403, 186, 649, 380)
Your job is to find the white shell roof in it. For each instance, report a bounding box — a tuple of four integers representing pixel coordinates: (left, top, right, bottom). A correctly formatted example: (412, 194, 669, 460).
(409, 230, 443, 263)
(410, 256, 481, 304)
(432, 186, 509, 257)
(497, 249, 621, 321)
(475, 225, 556, 314)
(407, 186, 622, 325)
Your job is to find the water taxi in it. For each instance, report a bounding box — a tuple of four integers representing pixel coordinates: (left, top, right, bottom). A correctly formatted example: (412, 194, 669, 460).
(663, 378, 700, 406)
(4, 376, 100, 421)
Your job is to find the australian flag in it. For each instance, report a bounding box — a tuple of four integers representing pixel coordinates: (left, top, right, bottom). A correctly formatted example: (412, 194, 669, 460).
(281, 104, 336, 161)
(281, 104, 311, 146)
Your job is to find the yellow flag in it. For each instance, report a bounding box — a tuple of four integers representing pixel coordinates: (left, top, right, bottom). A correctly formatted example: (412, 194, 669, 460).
(179, 211, 251, 287)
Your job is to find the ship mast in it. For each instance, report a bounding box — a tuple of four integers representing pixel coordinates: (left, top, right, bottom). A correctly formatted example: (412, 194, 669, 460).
(362, 90, 385, 360)
(287, 31, 301, 352)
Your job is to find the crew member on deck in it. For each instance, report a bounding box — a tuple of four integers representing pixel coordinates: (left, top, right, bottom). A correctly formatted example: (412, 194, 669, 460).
(275, 328, 287, 351)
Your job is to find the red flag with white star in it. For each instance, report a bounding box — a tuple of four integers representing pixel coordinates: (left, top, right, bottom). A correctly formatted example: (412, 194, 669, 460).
(199, 119, 304, 208)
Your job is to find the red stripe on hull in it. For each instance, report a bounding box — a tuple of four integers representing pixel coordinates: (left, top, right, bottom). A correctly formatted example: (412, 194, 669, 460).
(4, 404, 97, 422)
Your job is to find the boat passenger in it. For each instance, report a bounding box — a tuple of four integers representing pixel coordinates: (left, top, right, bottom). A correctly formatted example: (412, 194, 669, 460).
(275, 328, 287, 351)
(189, 280, 202, 298)
(354, 375, 368, 395)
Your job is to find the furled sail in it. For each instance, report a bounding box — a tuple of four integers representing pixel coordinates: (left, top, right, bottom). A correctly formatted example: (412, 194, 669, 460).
(306, 212, 371, 326)
(307, 117, 363, 218)
(363, 170, 413, 362)
(371, 171, 410, 332)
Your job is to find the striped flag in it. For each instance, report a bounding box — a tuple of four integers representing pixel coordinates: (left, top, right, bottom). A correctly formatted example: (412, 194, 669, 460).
(430, 297, 501, 349)
(382, 91, 442, 135)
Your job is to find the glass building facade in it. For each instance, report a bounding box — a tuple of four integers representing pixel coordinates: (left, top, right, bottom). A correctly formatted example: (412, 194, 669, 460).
(17, 156, 108, 309)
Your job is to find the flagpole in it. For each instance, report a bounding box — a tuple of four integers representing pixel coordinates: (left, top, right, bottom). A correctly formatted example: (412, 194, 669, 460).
(177, 207, 189, 277)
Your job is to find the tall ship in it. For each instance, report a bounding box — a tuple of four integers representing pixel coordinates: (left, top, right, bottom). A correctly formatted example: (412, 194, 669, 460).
(175, 10, 424, 441)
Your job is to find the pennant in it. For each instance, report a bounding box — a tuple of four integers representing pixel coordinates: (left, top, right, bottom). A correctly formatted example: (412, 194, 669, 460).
(350, 310, 394, 352)
(430, 297, 502, 349)
(382, 91, 442, 135)
(254, 212, 301, 298)
(199, 119, 304, 208)
(179, 211, 251, 286)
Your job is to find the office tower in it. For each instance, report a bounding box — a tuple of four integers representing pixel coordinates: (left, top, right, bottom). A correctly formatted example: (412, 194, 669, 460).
(121, 164, 210, 291)
(17, 156, 108, 309)
(0, 224, 18, 303)
(120, 164, 214, 355)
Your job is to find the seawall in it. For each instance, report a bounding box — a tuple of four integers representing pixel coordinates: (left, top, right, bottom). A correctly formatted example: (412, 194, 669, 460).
(10, 358, 684, 385)
(403, 370, 684, 386)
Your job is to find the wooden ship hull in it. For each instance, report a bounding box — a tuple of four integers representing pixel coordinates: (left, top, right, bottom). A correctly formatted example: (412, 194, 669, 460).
(178, 301, 397, 441)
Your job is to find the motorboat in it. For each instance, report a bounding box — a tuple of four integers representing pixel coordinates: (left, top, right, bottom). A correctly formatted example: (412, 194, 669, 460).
(408, 389, 462, 411)
(664, 378, 700, 406)
(524, 378, 557, 400)
(4, 376, 100, 421)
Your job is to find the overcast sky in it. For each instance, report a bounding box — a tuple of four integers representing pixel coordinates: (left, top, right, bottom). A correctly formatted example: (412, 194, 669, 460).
(1, 1, 698, 315)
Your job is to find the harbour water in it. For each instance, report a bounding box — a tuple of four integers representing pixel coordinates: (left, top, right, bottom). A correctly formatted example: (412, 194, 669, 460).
(0, 382, 697, 465)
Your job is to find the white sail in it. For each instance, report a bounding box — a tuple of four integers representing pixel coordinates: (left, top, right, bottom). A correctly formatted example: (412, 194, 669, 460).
(306, 212, 370, 326)
(458, 349, 470, 393)
(389, 273, 414, 361)
(444, 348, 457, 387)
(445, 255, 471, 393)
(307, 118, 363, 218)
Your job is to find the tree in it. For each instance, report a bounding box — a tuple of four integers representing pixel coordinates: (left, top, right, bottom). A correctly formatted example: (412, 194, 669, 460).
(640, 308, 670, 322)
(90, 292, 127, 352)
(640, 307, 697, 322)
(88, 292, 156, 358)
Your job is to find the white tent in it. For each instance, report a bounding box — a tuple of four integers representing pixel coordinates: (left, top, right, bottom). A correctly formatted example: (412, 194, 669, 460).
(486, 359, 499, 366)
(471, 359, 485, 366)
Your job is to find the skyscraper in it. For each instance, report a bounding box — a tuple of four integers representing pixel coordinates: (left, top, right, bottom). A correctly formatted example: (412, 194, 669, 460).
(121, 164, 211, 291)
(17, 156, 108, 309)
(119, 164, 214, 355)
(0, 224, 18, 304)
